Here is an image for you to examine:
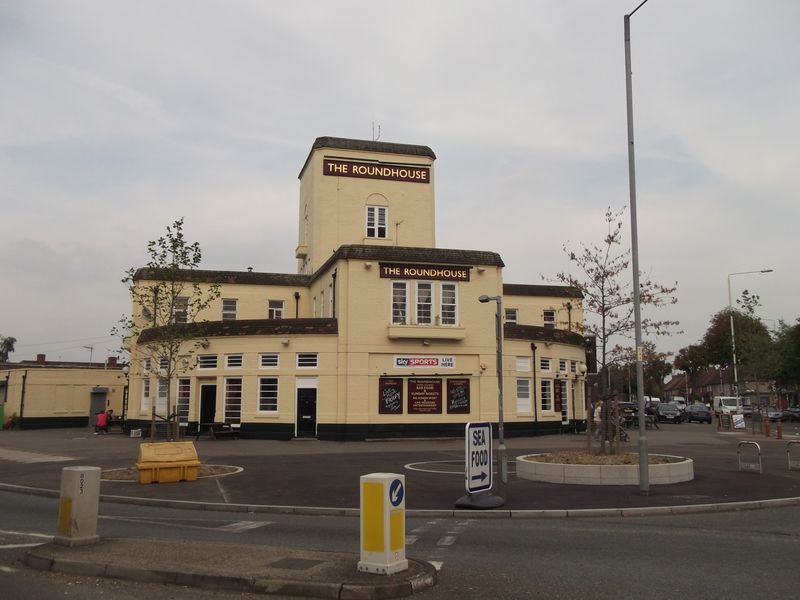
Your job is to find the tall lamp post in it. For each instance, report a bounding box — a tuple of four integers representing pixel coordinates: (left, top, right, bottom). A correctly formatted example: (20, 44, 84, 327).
(478, 294, 507, 488)
(624, 0, 651, 494)
(727, 269, 773, 396)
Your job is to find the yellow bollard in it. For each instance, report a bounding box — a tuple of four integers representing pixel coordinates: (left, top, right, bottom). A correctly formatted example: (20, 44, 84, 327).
(358, 473, 407, 575)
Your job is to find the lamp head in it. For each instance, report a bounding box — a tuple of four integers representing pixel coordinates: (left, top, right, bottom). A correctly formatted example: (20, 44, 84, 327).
(479, 295, 491, 303)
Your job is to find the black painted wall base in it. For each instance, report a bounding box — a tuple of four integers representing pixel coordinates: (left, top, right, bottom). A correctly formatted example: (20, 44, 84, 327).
(11, 418, 586, 441)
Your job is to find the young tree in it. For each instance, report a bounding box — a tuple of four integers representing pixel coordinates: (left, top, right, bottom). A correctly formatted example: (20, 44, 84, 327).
(550, 206, 679, 390)
(116, 219, 220, 440)
(0, 335, 16, 362)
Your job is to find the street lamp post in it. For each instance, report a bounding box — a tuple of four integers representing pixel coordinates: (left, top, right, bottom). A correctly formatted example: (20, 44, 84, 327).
(727, 269, 773, 397)
(479, 294, 507, 490)
(624, 0, 651, 494)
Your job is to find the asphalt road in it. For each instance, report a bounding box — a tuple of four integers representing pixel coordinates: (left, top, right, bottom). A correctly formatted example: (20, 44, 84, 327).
(2, 489, 799, 599)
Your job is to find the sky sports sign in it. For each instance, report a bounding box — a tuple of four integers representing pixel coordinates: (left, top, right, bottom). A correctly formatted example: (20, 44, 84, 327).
(394, 356, 455, 369)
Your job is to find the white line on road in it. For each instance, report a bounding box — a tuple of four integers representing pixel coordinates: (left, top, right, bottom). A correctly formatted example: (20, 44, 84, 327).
(437, 536, 456, 546)
(0, 449, 75, 463)
(216, 478, 231, 503)
(406, 535, 419, 545)
(215, 521, 271, 532)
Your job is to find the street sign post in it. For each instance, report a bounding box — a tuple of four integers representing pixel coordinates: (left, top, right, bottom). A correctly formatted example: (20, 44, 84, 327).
(455, 422, 504, 509)
(466, 422, 492, 493)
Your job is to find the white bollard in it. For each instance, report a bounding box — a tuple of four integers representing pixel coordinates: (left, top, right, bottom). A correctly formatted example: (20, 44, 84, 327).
(54, 466, 101, 547)
(358, 473, 407, 575)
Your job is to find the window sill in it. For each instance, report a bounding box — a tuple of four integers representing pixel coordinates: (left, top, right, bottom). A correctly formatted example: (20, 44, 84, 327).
(387, 325, 466, 340)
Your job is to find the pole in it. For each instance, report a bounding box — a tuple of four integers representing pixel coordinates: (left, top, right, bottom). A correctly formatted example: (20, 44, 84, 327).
(625, 5, 649, 493)
(495, 299, 507, 486)
(727, 275, 738, 397)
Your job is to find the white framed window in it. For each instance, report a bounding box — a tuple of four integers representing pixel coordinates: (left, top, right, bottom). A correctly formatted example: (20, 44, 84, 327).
(173, 297, 189, 324)
(222, 298, 237, 321)
(516, 379, 532, 413)
(416, 282, 433, 324)
(559, 359, 568, 372)
(225, 354, 243, 369)
(143, 358, 151, 372)
(156, 378, 168, 415)
(539, 357, 552, 372)
(516, 357, 531, 372)
(141, 378, 151, 412)
(177, 378, 190, 424)
(440, 283, 457, 325)
(392, 281, 408, 324)
(543, 309, 556, 328)
(540, 379, 553, 411)
(297, 353, 318, 368)
(158, 357, 168, 371)
(197, 354, 218, 369)
(224, 377, 242, 425)
(366, 205, 388, 238)
(505, 308, 518, 324)
(268, 300, 284, 320)
(571, 360, 578, 374)
(258, 377, 278, 412)
(260, 353, 279, 368)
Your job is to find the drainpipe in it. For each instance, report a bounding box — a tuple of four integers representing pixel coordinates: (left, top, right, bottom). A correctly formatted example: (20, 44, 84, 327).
(19, 370, 28, 429)
(331, 270, 337, 318)
(531, 343, 538, 435)
(566, 302, 573, 332)
(294, 291, 300, 318)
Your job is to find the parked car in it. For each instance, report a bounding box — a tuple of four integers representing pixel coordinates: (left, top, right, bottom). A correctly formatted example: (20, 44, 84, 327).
(685, 403, 713, 424)
(656, 402, 683, 423)
(788, 407, 800, 422)
(672, 397, 687, 414)
(766, 408, 787, 422)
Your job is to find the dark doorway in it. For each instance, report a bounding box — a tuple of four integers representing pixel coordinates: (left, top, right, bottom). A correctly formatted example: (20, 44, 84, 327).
(88, 388, 107, 428)
(296, 388, 317, 438)
(200, 384, 217, 424)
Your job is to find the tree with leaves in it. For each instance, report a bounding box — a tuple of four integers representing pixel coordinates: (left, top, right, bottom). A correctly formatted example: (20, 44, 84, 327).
(550, 206, 680, 390)
(116, 218, 220, 440)
(0, 335, 16, 362)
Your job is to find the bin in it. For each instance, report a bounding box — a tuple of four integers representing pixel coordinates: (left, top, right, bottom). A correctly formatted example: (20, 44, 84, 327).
(136, 441, 200, 484)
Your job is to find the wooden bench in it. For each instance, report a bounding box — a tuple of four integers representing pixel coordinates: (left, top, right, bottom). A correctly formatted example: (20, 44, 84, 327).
(194, 422, 238, 441)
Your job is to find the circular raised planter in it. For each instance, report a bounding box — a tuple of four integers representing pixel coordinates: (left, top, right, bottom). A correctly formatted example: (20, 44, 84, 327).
(516, 453, 694, 485)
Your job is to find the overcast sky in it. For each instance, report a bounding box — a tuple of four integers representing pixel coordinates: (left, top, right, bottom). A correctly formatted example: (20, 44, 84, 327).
(2, 0, 797, 364)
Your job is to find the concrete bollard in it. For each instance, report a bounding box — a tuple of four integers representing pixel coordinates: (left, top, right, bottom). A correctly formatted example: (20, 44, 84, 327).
(54, 466, 101, 547)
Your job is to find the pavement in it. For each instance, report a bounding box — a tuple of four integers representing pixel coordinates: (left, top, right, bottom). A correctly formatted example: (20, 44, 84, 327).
(2, 423, 800, 598)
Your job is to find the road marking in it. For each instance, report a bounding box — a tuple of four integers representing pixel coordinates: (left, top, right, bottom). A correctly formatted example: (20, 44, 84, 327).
(0, 530, 53, 539)
(215, 521, 270, 533)
(437, 536, 456, 546)
(406, 535, 419, 545)
(0, 543, 45, 550)
(429, 561, 443, 571)
(0, 566, 18, 572)
(98, 516, 273, 533)
(0, 449, 75, 463)
(216, 478, 231, 503)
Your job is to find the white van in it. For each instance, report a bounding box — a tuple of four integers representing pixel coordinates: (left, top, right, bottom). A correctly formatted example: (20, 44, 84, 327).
(713, 396, 742, 416)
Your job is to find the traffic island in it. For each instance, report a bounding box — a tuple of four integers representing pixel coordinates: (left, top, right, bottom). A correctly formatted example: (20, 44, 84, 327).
(516, 453, 694, 485)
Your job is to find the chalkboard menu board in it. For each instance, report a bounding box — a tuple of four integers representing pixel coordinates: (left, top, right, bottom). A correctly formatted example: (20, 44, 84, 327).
(379, 377, 403, 414)
(408, 378, 443, 414)
(447, 379, 470, 414)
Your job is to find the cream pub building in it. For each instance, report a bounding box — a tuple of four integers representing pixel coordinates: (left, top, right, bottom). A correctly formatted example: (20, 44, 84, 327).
(126, 137, 593, 440)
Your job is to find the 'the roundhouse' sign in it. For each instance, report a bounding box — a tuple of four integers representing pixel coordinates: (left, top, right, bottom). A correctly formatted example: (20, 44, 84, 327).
(379, 263, 470, 282)
(323, 159, 430, 183)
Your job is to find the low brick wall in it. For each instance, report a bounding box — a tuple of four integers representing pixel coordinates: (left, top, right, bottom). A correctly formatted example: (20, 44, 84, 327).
(516, 454, 694, 485)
